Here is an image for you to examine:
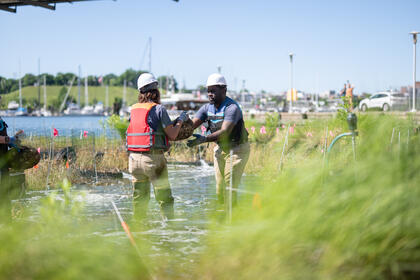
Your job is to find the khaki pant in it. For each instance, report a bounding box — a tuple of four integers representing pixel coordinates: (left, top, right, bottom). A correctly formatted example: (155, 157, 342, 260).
(128, 152, 174, 210)
(213, 142, 250, 205)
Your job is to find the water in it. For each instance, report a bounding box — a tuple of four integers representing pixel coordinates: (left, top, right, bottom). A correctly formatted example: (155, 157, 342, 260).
(2, 116, 109, 136)
(19, 163, 218, 276)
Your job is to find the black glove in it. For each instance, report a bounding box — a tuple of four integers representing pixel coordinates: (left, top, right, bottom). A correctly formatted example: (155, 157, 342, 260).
(187, 134, 206, 147)
(178, 111, 188, 123)
(8, 136, 20, 152)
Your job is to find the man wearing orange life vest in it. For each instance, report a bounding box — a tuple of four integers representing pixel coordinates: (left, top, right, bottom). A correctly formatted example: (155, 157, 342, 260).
(127, 73, 187, 220)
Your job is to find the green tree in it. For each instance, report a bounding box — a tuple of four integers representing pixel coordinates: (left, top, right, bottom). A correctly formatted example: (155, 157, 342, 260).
(117, 68, 146, 88)
(41, 73, 55, 85)
(103, 74, 118, 86)
(55, 73, 76, 86)
(22, 74, 37, 87)
(157, 75, 178, 92)
(87, 75, 99, 86)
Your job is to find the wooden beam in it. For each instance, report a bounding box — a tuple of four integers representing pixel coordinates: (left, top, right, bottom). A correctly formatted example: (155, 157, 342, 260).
(0, 4, 16, 12)
(21, 1, 56, 10)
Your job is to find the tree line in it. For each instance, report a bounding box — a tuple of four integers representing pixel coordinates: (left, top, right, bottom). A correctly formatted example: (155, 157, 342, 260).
(0, 68, 178, 94)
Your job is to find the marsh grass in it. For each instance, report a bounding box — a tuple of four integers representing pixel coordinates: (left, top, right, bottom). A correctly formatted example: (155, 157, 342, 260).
(2, 113, 420, 279)
(0, 179, 151, 280)
(192, 114, 420, 280)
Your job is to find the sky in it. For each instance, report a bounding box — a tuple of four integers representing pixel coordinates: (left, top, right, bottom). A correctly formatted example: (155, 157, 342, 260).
(1, 0, 419, 94)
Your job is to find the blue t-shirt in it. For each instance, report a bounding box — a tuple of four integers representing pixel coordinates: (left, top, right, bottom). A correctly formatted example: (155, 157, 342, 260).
(195, 97, 242, 124)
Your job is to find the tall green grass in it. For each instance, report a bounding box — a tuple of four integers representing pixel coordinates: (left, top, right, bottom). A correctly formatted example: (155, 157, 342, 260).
(1, 113, 419, 279)
(193, 113, 420, 279)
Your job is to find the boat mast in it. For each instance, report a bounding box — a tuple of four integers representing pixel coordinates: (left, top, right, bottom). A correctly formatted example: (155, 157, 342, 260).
(149, 37, 152, 73)
(18, 78, 22, 108)
(78, 65, 81, 108)
(38, 58, 41, 106)
(105, 84, 109, 111)
(85, 75, 89, 107)
(18, 59, 22, 108)
(123, 79, 127, 107)
(43, 75, 47, 111)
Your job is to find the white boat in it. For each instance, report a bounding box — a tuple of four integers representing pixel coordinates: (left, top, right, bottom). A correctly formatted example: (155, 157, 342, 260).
(15, 107, 28, 116)
(41, 108, 52, 117)
(93, 102, 104, 115)
(119, 105, 130, 118)
(81, 105, 95, 115)
(6, 101, 28, 116)
(7, 101, 19, 110)
(64, 103, 81, 115)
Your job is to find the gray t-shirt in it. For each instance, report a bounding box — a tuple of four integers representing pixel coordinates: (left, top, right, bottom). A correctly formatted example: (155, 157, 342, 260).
(195, 97, 242, 124)
(147, 104, 172, 131)
(129, 104, 172, 131)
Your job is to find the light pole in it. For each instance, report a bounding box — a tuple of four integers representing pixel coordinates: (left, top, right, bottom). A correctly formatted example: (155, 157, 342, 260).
(410, 31, 419, 112)
(289, 53, 294, 113)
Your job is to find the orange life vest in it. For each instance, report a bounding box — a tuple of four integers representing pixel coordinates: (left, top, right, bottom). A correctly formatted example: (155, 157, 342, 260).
(126, 103, 169, 152)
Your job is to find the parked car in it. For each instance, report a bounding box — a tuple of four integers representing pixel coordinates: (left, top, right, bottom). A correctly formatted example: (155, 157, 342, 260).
(359, 92, 408, 112)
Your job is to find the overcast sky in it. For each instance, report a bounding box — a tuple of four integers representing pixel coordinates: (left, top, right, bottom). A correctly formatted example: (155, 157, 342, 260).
(1, 0, 419, 94)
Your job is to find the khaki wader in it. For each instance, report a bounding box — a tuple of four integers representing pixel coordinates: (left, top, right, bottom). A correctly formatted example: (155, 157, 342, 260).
(128, 151, 174, 219)
(213, 142, 250, 206)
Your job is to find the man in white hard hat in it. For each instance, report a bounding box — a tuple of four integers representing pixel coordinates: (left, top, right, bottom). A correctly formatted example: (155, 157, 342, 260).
(127, 73, 188, 220)
(187, 73, 250, 207)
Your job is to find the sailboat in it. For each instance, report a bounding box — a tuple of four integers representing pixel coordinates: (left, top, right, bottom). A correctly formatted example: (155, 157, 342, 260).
(14, 78, 28, 116)
(40, 75, 52, 116)
(80, 76, 104, 115)
(34, 75, 52, 116)
(119, 79, 130, 117)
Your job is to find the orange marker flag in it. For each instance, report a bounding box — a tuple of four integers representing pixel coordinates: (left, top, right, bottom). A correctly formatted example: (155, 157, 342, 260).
(252, 193, 262, 210)
(66, 161, 69, 169)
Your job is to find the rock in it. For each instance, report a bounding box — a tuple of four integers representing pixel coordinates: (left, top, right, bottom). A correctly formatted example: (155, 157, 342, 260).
(6, 146, 41, 171)
(54, 147, 76, 162)
(174, 118, 194, 141)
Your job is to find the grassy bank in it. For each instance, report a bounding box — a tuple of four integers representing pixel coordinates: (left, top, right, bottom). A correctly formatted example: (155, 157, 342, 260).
(0, 85, 139, 109)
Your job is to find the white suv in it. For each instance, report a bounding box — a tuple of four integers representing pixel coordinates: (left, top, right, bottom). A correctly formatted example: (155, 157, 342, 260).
(359, 92, 408, 112)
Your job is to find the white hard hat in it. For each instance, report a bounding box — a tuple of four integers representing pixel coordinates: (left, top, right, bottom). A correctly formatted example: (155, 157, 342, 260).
(206, 73, 227, 87)
(137, 73, 158, 91)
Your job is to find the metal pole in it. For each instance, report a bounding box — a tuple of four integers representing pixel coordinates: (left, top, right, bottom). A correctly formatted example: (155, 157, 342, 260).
(289, 53, 294, 113)
(414, 41, 417, 112)
(228, 149, 233, 223)
(351, 134, 356, 161)
(93, 132, 98, 183)
(410, 32, 418, 112)
(45, 129, 54, 190)
(278, 124, 290, 171)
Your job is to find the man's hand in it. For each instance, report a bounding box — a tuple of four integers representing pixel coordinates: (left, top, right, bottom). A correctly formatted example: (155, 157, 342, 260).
(187, 134, 206, 147)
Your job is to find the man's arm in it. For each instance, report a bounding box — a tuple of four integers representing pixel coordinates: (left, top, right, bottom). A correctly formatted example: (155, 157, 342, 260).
(205, 120, 235, 143)
(191, 117, 204, 130)
(191, 105, 208, 130)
